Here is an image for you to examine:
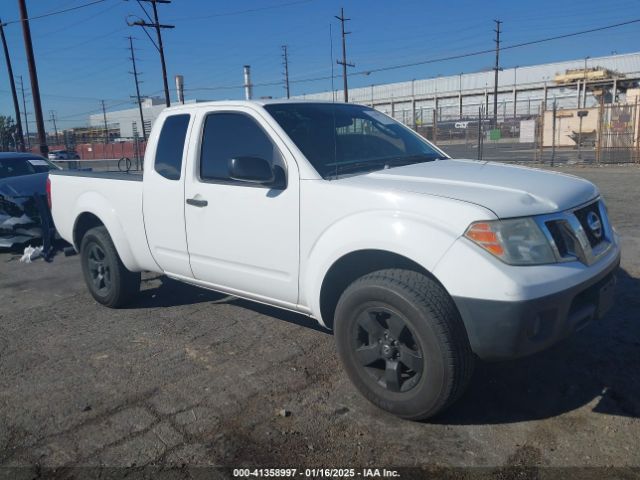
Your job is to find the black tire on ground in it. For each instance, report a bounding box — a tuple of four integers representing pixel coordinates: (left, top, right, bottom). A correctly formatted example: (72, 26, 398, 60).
(80, 226, 140, 308)
(334, 268, 474, 420)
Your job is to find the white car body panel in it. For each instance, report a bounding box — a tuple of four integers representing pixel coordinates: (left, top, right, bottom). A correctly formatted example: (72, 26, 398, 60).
(50, 175, 157, 272)
(346, 160, 599, 218)
(298, 179, 494, 324)
(433, 233, 620, 302)
(142, 111, 195, 278)
(181, 105, 301, 304)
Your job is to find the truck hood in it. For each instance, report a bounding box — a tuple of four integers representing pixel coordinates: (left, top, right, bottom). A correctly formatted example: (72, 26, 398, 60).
(342, 159, 598, 218)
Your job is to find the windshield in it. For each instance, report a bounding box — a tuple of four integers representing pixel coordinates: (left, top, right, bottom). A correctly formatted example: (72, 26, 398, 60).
(264, 103, 446, 179)
(0, 157, 59, 179)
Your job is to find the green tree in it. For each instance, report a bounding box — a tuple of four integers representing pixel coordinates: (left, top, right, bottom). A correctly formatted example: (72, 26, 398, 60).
(0, 116, 18, 151)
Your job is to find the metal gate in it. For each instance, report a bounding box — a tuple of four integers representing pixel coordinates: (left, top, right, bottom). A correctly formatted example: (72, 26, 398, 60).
(597, 103, 639, 164)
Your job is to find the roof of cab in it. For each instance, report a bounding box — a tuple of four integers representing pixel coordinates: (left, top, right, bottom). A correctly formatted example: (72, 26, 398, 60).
(163, 99, 356, 111)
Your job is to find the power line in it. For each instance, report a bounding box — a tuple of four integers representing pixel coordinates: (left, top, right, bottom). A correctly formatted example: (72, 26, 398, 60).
(170, 0, 313, 21)
(32, 1, 122, 39)
(2, 0, 109, 26)
(0, 18, 25, 151)
(185, 17, 640, 96)
(128, 36, 147, 141)
(353, 17, 640, 77)
(128, 0, 174, 107)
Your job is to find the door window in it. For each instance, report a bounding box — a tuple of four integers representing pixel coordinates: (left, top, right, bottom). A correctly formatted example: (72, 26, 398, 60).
(154, 114, 190, 180)
(200, 112, 284, 183)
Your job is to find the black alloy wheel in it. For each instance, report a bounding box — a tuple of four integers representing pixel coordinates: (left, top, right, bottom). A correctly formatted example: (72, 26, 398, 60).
(80, 226, 140, 308)
(353, 306, 423, 393)
(86, 243, 111, 296)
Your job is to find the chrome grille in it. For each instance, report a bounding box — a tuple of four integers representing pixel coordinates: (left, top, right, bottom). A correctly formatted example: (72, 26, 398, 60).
(535, 199, 613, 266)
(574, 202, 605, 248)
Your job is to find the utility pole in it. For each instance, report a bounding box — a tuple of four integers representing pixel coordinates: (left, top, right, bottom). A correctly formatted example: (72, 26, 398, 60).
(493, 19, 502, 127)
(101, 100, 109, 144)
(49, 110, 59, 145)
(18, 75, 30, 149)
(551, 100, 557, 167)
(17, 0, 48, 155)
(335, 7, 354, 102)
(128, 36, 146, 142)
(282, 45, 290, 99)
(0, 19, 25, 151)
(130, 0, 174, 108)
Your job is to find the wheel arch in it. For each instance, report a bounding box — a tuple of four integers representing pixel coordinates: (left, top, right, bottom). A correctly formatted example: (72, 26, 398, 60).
(319, 249, 448, 330)
(73, 212, 104, 251)
(70, 200, 141, 272)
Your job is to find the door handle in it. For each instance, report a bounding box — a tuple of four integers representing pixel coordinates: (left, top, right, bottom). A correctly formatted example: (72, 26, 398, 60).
(186, 198, 208, 207)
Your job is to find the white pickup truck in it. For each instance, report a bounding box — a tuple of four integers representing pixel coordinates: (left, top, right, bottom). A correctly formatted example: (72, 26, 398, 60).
(49, 100, 620, 420)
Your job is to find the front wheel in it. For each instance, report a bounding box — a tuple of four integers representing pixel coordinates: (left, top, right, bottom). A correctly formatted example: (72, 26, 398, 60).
(334, 269, 474, 420)
(80, 226, 140, 308)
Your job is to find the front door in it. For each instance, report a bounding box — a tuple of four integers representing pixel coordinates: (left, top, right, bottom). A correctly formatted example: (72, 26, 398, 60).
(184, 107, 299, 305)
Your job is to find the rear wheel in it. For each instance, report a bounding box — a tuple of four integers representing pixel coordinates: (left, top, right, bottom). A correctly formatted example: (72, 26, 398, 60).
(80, 226, 140, 308)
(334, 269, 474, 420)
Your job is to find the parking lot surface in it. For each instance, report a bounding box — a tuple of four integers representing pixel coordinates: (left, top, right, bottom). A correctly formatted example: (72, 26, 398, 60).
(0, 165, 639, 472)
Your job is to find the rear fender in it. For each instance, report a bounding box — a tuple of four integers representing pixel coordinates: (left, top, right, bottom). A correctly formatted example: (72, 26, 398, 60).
(72, 191, 141, 271)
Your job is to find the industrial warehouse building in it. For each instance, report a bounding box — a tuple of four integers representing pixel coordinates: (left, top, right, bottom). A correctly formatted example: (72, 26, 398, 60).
(85, 51, 640, 142)
(297, 51, 640, 126)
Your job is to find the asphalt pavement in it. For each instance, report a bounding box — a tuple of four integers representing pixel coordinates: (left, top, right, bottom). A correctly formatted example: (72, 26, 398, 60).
(0, 165, 638, 474)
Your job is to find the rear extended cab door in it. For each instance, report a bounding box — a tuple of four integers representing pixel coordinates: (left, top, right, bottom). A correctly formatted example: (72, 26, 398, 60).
(142, 111, 195, 278)
(182, 104, 300, 307)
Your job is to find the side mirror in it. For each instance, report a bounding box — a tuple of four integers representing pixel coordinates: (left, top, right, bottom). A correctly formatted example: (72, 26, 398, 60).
(228, 156, 275, 184)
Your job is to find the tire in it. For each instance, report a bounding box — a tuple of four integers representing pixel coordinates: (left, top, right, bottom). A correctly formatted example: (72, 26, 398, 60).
(334, 269, 474, 420)
(80, 226, 140, 308)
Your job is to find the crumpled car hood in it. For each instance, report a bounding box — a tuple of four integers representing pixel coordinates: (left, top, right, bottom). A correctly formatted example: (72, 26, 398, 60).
(0, 172, 48, 248)
(340, 159, 598, 218)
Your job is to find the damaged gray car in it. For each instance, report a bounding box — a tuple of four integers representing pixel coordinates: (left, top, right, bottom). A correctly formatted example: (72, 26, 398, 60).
(0, 152, 60, 249)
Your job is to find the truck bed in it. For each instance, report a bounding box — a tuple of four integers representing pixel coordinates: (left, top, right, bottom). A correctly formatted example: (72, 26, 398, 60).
(49, 169, 157, 272)
(50, 170, 143, 181)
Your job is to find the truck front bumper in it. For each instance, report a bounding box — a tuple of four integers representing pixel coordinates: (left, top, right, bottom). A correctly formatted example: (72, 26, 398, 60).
(452, 250, 620, 360)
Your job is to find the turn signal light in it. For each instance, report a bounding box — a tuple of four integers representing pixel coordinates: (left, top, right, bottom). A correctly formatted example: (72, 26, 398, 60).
(464, 222, 504, 256)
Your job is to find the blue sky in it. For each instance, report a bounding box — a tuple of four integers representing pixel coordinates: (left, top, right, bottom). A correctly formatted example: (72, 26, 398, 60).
(1, 0, 639, 129)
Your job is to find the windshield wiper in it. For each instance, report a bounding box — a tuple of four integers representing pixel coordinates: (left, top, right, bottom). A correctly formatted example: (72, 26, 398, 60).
(329, 159, 388, 176)
(382, 154, 442, 167)
(328, 154, 442, 177)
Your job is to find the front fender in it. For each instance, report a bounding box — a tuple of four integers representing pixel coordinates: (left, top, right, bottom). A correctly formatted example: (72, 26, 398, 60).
(72, 191, 142, 271)
(301, 210, 460, 325)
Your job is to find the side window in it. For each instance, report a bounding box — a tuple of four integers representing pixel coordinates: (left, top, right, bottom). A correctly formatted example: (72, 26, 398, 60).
(200, 112, 283, 182)
(154, 114, 190, 180)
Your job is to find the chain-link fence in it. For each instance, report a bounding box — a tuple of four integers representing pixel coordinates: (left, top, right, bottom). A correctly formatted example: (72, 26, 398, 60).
(597, 102, 639, 164)
(399, 101, 639, 165)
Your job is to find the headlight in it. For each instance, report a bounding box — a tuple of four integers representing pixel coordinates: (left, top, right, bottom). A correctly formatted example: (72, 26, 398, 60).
(464, 218, 556, 265)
